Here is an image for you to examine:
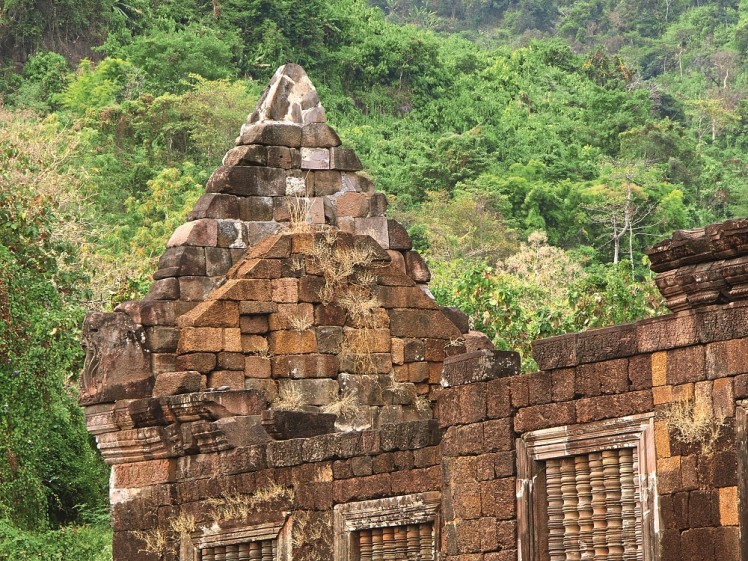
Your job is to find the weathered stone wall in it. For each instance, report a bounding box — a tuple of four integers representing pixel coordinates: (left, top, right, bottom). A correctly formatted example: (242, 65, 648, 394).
(109, 418, 442, 560)
(437, 299, 748, 561)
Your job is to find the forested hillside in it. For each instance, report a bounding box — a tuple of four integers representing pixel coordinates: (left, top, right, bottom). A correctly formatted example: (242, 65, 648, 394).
(0, 0, 746, 557)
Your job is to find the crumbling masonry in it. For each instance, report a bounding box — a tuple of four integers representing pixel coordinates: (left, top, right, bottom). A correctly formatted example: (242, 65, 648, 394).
(81, 65, 748, 561)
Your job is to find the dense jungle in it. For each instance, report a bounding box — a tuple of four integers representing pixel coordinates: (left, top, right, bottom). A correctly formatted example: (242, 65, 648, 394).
(1, 0, 747, 557)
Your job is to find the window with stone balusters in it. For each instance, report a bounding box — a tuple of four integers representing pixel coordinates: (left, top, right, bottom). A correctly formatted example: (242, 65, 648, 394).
(186, 517, 288, 561)
(352, 522, 435, 561)
(199, 537, 277, 561)
(334, 493, 440, 561)
(517, 414, 659, 561)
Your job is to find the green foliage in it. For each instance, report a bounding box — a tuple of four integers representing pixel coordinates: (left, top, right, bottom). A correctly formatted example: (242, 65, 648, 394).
(57, 58, 142, 116)
(116, 24, 238, 93)
(0, 519, 111, 561)
(567, 262, 665, 330)
(0, 110, 109, 532)
(10, 52, 71, 111)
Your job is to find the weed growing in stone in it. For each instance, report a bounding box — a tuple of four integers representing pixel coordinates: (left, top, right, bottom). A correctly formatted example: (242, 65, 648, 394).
(664, 398, 725, 456)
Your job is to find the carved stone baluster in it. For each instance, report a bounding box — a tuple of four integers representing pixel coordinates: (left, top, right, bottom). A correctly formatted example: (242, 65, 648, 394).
(238, 542, 250, 561)
(261, 540, 273, 561)
(394, 526, 407, 560)
(589, 452, 609, 559)
(214, 546, 226, 561)
(249, 541, 261, 561)
(202, 547, 216, 561)
(575, 454, 594, 561)
(226, 544, 239, 561)
(359, 529, 373, 561)
(382, 527, 395, 561)
(632, 448, 643, 558)
(406, 525, 419, 560)
(546, 458, 566, 561)
(372, 528, 384, 561)
(561, 457, 581, 560)
(619, 447, 639, 560)
(419, 523, 433, 561)
(603, 450, 624, 561)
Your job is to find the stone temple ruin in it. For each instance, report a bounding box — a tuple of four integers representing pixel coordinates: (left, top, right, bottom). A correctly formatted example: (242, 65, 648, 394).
(81, 64, 748, 561)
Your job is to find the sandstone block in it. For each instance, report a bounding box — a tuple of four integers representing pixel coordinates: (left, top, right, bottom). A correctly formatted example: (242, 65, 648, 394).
(207, 166, 287, 197)
(145, 326, 179, 353)
(205, 247, 233, 276)
(261, 409, 336, 439)
(329, 147, 363, 170)
(315, 303, 347, 326)
(380, 420, 440, 451)
(316, 326, 343, 354)
(151, 352, 176, 374)
(216, 219, 246, 248)
(238, 122, 302, 147)
(404, 251, 431, 282)
(188, 193, 240, 220)
(311, 170, 342, 196)
(301, 123, 341, 147)
(270, 330, 317, 354)
(299, 275, 325, 303)
(532, 333, 577, 370)
(213, 279, 272, 301)
(575, 390, 653, 423)
(246, 221, 283, 245)
(240, 314, 269, 335)
(355, 216, 389, 249)
(514, 402, 575, 432)
(666, 345, 705, 385)
(278, 378, 339, 406)
(441, 350, 521, 387)
(389, 309, 463, 339)
(238, 196, 273, 221)
(300, 147, 330, 170)
(177, 300, 239, 328)
(391, 338, 425, 365)
(272, 354, 339, 378)
(576, 324, 637, 363)
(147, 278, 179, 300)
(167, 219, 218, 248)
(222, 144, 267, 166)
(207, 370, 244, 390)
(178, 327, 223, 353)
(152, 371, 204, 396)
(217, 351, 244, 370)
(335, 192, 369, 217)
(266, 145, 300, 169)
(272, 278, 299, 302)
(387, 220, 413, 250)
(178, 276, 217, 301)
(112, 459, 174, 489)
(175, 353, 216, 373)
(374, 285, 437, 309)
(240, 301, 278, 314)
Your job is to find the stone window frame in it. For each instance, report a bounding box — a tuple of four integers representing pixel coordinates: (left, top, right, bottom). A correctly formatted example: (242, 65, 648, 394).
(183, 513, 291, 561)
(735, 401, 748, 560)
(516, 413, 659, 561)
(333, 492, 441, 561)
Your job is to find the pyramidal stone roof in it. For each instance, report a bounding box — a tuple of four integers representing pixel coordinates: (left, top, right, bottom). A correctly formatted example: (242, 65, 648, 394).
(119, 64, 432, 323)
(79, 64, 506, 432)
